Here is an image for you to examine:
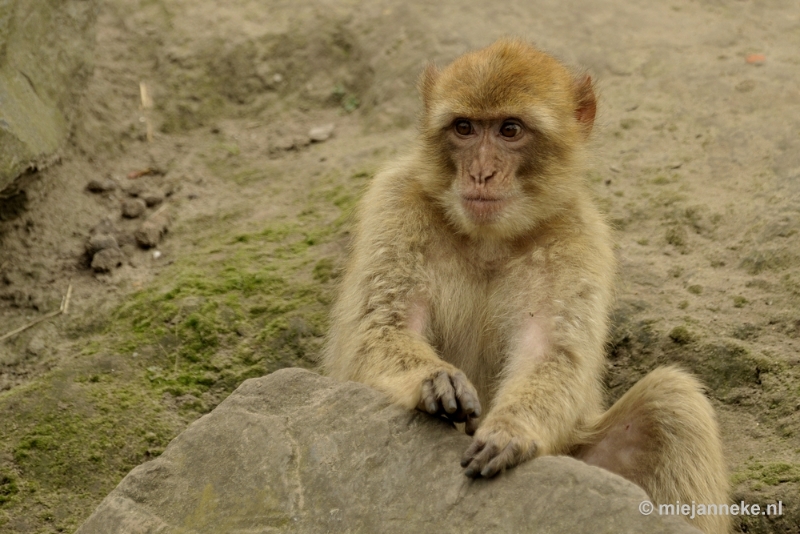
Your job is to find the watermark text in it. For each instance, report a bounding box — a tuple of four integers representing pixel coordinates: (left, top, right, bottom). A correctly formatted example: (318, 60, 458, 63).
(639, 500, 783, 519)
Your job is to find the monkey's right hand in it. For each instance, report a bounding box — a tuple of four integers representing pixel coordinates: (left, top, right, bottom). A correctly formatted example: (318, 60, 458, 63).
(417, 369, 481, 431)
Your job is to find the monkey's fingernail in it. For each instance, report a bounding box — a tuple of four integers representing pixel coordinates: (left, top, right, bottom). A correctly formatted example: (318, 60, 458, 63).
(481, 466, 495, 478)
(460, 457, 471, 468)
(446, 399, 457, 413)
(425, 400, 437, 413)
(464, 466, 479, 478)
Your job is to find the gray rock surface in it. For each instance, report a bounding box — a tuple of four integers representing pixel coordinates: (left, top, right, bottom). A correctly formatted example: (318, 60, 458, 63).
(0, 0, 97, 190)
(77, 368, 699, 533)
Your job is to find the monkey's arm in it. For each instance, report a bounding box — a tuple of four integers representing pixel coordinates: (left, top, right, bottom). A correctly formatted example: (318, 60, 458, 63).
(322, 172, 481, 421)
(462, 224, 614, 477)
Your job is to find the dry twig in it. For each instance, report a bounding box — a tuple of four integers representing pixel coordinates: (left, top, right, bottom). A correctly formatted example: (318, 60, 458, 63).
(0, 284, 73, 342)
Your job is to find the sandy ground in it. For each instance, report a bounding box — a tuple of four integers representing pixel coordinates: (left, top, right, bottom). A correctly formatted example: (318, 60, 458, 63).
(1, 0, 799, 532)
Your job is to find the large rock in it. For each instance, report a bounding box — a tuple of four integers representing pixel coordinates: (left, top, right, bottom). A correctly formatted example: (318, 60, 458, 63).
(0, 0, 97, 191)
(77, 368, 699, 533)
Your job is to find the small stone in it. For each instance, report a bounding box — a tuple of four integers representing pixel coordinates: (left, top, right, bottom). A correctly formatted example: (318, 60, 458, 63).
(87, 233, 118, 254)
(122, 198, 147, 219)
(745, 53, 766, 65)
(142, 191, 164, 207)
(309, 124, 335, 142)
(87, 179, 117, 193)
(92, 247, 124, 272)
(135, 210, 170, 248)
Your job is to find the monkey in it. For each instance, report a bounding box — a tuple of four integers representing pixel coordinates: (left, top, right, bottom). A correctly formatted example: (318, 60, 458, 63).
(322, 38, 729, 534)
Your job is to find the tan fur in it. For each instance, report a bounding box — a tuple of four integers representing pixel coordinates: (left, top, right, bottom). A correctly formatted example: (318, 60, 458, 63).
(574, 367, 730, 534)
(322, 38, 728, 534)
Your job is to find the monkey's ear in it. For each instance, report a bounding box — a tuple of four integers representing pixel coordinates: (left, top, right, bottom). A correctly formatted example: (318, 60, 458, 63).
(574, 74, 597, 137)
(419, 63, 440, 112)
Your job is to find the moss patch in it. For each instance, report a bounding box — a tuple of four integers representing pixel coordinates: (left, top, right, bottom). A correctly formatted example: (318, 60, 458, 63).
(0, 166, 357, 531)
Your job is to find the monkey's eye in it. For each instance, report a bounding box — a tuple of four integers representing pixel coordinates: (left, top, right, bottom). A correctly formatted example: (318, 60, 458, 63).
(454, 120, 473, 136)
(499, 122, 522, 139)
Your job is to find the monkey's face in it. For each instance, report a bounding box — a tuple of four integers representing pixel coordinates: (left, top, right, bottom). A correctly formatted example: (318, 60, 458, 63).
(445, 116, 533, 225)
(417, 39, 596, 241)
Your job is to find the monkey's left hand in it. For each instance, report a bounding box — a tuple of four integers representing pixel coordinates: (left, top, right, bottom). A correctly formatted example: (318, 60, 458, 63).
(460, 417, 539, 478)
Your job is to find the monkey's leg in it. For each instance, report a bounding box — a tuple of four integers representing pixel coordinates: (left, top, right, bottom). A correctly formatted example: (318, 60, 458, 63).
(574, 367, 730, 534)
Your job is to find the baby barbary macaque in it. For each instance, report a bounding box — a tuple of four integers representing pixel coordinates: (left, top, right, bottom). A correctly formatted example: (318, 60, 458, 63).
(323, 38, 729, 534)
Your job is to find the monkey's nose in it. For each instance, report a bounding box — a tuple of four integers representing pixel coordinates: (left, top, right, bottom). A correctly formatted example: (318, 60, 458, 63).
(470, 169, 496, 185)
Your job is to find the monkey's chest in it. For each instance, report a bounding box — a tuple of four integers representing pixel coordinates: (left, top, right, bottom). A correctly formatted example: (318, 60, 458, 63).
(425, 273, 514, 395)
(422, 251, 550, 400)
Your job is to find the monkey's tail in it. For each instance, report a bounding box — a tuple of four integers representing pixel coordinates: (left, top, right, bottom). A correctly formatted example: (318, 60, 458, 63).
(574, 366, 730, 534)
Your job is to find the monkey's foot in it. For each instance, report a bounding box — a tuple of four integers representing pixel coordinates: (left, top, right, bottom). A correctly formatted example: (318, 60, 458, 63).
(417, 369, 481, 429)
(460, 421, 539, 478)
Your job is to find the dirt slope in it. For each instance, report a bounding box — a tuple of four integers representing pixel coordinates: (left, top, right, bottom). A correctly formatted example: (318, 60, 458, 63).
(1, 0, 798, 532)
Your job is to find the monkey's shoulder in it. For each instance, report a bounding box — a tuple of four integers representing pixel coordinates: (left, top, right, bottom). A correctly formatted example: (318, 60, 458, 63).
(356, 160, 439, 234)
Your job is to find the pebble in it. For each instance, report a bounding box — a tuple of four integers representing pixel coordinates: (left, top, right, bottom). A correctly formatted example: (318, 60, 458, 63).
(122, 198, 147, 218)
(86, 179, 117, 193)
(275, 136, 311, 151)
(142, 191, 164, 207)
(745, 53, 766, 65)
(309, 123, 335, 142)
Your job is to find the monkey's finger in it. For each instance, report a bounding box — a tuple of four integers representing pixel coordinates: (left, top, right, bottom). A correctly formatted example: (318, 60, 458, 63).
(433, 370, 458, 413)
(480, 439, 523, 478)
(465, 415, 480, 436)
(418, 379, 438, 414)
(451, 371, 481, 417)
(463, 442, 499, 478)
(460, 438, 485, 467)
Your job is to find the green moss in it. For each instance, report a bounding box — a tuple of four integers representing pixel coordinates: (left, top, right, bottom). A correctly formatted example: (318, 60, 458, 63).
(687, 284, 703, 295)
(312, 258, 337, 283)
(733, 295, 748, 308)
(669, 326, 694, 344)
(740, 249, 798, 275)
(673, 341, 771, 394)
(0, 469, 19, 504)
(665, 225, 688, 251)
(732, 461, 800, 486)
(0, 160, 363, 528)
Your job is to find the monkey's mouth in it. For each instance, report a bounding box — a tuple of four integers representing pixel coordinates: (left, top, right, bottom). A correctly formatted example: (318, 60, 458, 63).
(461, 196, 507, 220)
